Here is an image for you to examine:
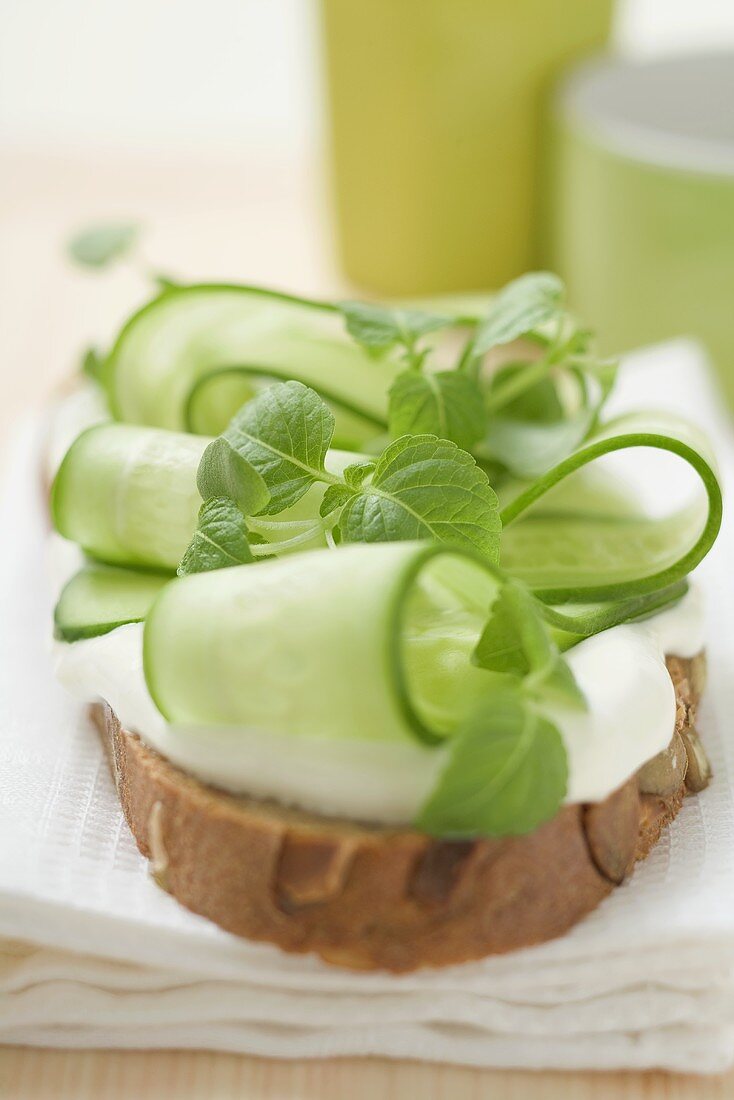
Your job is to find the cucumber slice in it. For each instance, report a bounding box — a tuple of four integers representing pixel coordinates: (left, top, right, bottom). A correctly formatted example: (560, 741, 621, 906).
(55, 564, 169, 641)
(106, 285, 402, 447)
(51, 424, 207, 570)
(143, 542, 500, 746)
(51, 422, 365, 569)
(184, 366, 387, 442)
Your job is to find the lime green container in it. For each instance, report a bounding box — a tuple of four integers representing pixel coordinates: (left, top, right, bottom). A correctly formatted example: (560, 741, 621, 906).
(548, 53, 734, 408)
(320, 0, 614, 296)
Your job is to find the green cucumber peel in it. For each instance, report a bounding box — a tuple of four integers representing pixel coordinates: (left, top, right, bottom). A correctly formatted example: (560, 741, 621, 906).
(499, 412, 722, 601)
(540, 582, 690, 645)
(184, 364, 388, 439)
(81, 347, 106, 385)
(198, 381, 502, 561)
(103, 283, 402, 440)
(54, 564, 169, 641)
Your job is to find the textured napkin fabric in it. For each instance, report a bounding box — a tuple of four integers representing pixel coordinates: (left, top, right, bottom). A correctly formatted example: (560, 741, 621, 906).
(1, 341, 734, 1072)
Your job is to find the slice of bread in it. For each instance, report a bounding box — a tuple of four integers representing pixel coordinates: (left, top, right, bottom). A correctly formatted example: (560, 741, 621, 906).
(93, 653, 708, 973)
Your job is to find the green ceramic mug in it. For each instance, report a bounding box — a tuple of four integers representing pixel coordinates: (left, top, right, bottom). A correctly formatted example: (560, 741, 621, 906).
(547, 52, 734, 408)
(320, 0, 614, 296)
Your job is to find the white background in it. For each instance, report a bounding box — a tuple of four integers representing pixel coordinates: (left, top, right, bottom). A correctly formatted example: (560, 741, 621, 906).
(2, 0, 734, 155)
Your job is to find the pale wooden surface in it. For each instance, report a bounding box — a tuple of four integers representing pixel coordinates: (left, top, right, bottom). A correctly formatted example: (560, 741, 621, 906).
(0, 148, 730, 1100)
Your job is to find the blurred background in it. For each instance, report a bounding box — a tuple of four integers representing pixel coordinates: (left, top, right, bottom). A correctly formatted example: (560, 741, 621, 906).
(1, 0, 734, 438)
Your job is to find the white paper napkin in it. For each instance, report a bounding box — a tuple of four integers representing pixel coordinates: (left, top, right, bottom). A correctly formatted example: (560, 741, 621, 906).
(1, 341, 733, 1072)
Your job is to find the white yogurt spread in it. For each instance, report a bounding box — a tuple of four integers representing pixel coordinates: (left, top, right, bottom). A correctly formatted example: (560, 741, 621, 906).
(53, 588, 704, 825)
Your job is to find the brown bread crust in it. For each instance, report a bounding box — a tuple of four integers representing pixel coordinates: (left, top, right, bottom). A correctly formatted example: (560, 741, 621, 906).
(93, 653, 707, 972)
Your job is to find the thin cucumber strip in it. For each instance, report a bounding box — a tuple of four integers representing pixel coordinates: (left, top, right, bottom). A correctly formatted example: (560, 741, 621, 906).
(500, 413, 722, 602)
(54, 564, 169, 641)
(105, 284, 403, 442)
(184, 365, 387, 444)
(51, 424, 207, 570)
(539, 581, 689, 649)
(143, 542, 501, 746)
(52, 422, 363, 570)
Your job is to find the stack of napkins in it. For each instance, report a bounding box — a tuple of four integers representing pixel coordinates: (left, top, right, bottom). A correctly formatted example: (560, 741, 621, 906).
(1, 342, 733, 1072)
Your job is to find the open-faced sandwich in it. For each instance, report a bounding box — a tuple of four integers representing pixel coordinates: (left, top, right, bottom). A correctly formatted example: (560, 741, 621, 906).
(47, 273, 722, 971)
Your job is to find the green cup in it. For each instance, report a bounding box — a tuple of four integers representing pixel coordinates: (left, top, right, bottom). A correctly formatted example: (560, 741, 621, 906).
(320, 0, 613, 296)
(548, 52, 734, 408)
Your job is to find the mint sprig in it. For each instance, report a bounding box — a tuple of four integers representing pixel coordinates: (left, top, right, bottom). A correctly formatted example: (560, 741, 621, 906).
(196, 381, 502, 562)
(338, 301, 451, 359)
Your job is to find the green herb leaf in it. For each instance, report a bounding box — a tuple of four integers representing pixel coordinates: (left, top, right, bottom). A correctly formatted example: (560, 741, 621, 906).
(343, 460, 376, 488)
(338, 301, 451, 355)
(337, 434, 502, 561)
(197, 437, 270, 514)
(473, 587, 532, 676)
(205, 380, 335, 515)
(388, 370, 485, 450)
(319, 483, 356, 518)
(68, 222, 139, 269)
(473, 272, 565, 354)
(178, 498, 254, 575)
(474, 583, 586, 709)
(416, 690, 568, 837)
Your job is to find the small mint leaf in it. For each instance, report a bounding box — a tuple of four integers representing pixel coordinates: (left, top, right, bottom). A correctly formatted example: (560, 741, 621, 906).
(416, 690, 568, 838)
(474, 272, 565, 354)
(197, 438, 270, 515)
(338, 434, 501, 561)
(220, 381, 335, 515)
(338, 300, 451, 355)
(472, 586, 531, 677)
(474, 584, 586, 710)
(343, 460, 376, 488)
(388, 370, 485, 450)
(178, 498, 254, 575)
(68, 222, 139, 269)
(319, 483, 356, 518)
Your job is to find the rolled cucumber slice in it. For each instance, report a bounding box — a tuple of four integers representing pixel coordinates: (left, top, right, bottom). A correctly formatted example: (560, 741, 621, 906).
(51, 422, 365, 570)
(144, 542, 501, 746)
(51, 424, 207, 570)
(55, 564, 169, 641)
(106, 285, 403, 447)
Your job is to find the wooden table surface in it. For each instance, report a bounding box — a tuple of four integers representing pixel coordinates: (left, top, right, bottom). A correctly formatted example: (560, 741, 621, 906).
(0, 148, 731, 1100)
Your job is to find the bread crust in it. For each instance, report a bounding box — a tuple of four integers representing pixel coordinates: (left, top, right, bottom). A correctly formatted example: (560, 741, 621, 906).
(93, 653, 707, 972)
